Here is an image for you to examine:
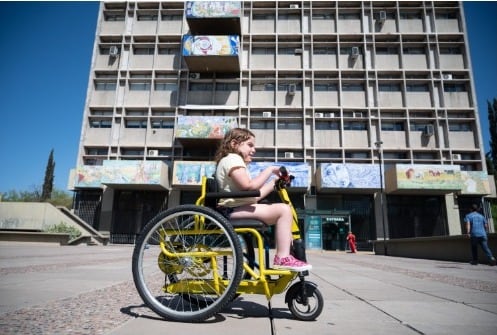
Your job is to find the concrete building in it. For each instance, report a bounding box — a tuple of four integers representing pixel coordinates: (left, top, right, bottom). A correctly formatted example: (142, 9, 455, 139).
(69, 1, 495, 249)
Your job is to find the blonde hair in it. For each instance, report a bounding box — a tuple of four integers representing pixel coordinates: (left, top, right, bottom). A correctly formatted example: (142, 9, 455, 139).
(215, 127, 255, 163)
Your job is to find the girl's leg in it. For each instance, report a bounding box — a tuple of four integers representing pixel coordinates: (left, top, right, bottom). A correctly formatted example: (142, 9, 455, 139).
(230, 203, 292, 257)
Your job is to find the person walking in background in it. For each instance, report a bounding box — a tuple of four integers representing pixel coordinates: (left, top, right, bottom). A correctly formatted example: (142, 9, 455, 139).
(346, 231, 357, 253)
(465, 204, 496, 266)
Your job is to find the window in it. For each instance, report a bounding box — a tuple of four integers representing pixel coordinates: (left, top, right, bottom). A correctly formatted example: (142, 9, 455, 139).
(278, 83, 301, 92)
(444, 84, 466, 92)
(121, 148, 144, 155)
(129, 82, 151, 90)
(250, 120, 275, 129)
(251, 83, 275, 91)
(406, 84, 429, 92)
(379, 83, 401, 92)
(252, 47, 275, 55)
(410, 123, 432, 131)
(439, 47, 461, 54)
(278, 47, 296, 55)
(154, 82, 177, 91)
(381, 122, 405, 131)
(104, 12, 125, 21)
(89, 119, 112, 128)
(253, 13, 275, 20)
(126, 109, 147, 116)
(134, 47, 155, 55)
(86, 148, 108, 155)
(376, 47, 398, 55)
(137, 13, 158, 21)
(161, 14, 182, 21)
(216, 83, 239, 91)
(338, 13, 360, 19)
(448, 122, 471, 132)
(435, 12, 458, 19)
(315, 121, 339, 130)
(277, 120, 302, 130)
(125, 120, 147, 128)
(190, 83, 213, 91)
(95, 72, 118, 79)
(343, 121, 367, 130)
(158, 47, 177, 55)
(312, 13, 334, 20)
(278, 14, 300, 21)
(151, 119, 174, 129)
(403, 47, 425, 54)
(342, 83, 364, 91)
(340, 46, 361, 55)
(345, 152, 369, 159)
(313, 47, 336, 55)
(95, 81, 116, 91)
(130, 72, 152, 78)
(400, 12, 422, 19)
(90, 109, 113, 116)
(314, 83, 338, 91)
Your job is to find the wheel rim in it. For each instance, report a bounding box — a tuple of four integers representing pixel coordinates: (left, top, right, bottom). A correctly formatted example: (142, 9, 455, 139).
(133, 206, 242, 321)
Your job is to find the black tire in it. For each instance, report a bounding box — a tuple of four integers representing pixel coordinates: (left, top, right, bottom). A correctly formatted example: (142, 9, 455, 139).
(285, 281, 324, 321)
(132, 205, 243, 322)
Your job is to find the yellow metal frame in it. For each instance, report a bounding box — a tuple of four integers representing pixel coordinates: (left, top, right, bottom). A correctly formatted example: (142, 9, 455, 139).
(158, 175, 301, 300)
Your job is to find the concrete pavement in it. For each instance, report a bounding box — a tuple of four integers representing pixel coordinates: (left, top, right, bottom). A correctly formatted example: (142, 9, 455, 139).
(0, 242, 496, 335)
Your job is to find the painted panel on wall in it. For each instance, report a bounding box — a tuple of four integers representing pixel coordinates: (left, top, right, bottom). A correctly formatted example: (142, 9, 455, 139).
(172, 161, 310, 188)
(172, 161, 216, 186)
(175, 116, 238, 139)
(72, 161, 168, 188)
(319, 163, 381, 189)
(101, 161, 164, 185)
(182, 35, 239, 56)
(396, 164, 462, 190)
(186, 1, 241, 18)
(247, 162, 310, 188)
(73, 166, 105, 188)
(460, 171, 491, 194)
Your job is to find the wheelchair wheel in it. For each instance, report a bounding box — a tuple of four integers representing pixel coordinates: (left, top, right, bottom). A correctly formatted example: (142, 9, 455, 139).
(285, 281, 324, 321)
(132, 205, 243, 322)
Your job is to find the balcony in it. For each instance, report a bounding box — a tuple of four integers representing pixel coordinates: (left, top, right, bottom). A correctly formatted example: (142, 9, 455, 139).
(182, 35, 240, 72)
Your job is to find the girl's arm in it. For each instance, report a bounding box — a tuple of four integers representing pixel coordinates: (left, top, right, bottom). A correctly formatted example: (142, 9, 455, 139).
(230, 165, 280, 195)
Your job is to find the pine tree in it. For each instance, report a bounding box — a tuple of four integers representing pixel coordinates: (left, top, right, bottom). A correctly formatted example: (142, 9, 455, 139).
(488, 98, 497, 173)
(41, 149, 55, 201)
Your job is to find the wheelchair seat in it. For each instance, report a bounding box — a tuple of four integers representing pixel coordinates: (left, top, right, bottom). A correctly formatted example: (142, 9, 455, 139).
(204, 177, 267, 230)
(230, 218, 266, 229)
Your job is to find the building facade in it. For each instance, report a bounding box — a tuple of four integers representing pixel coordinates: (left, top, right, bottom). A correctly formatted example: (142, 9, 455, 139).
(70, 1, 495, 249)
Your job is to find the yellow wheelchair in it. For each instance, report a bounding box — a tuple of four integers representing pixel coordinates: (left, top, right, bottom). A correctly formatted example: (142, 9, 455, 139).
(132, 167, 323, 322)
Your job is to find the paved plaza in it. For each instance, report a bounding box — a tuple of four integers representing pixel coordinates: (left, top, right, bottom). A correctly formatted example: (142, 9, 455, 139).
(0, 242, 496, 335)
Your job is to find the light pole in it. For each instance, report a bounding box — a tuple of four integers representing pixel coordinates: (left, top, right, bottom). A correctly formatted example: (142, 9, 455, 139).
(375, 141, 388, 255)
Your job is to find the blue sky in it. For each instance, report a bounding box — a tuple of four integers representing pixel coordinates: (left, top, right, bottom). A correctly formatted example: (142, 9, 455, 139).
(0, 2, 496, 194)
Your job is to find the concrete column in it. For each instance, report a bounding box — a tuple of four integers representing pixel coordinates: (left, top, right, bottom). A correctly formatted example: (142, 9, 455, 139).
(445, 193, 462, 235)
(99, 187, 114, 233)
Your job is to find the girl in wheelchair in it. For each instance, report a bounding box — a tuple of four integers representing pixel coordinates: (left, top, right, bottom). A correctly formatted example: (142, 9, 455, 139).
(214, 127, 312, 272)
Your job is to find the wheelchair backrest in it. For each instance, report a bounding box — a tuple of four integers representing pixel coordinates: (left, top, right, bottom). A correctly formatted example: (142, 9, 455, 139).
(204, 176, 219, 209)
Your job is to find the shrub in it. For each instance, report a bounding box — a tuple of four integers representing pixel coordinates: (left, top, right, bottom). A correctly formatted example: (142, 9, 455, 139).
(45, 222, 82, 240)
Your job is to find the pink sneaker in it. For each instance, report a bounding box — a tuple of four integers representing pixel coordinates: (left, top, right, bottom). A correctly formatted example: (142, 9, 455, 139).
(273, 255, 312, 272)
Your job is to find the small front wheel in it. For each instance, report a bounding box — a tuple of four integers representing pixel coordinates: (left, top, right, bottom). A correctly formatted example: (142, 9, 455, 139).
(285, 281, 324, 321)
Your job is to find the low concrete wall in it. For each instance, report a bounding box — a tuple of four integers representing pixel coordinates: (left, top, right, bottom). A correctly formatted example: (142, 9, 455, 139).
(374, 234, 497, 264)
(0, 202, 108, 245)
(0, 231, 70, 245)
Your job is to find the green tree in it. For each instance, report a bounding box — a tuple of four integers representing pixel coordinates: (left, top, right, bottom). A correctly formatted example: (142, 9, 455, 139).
(487, 98, 497, 231)
(41, 149, 55, 201)
(1, 187, 72, 209)
(488, 99, 497, 170)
